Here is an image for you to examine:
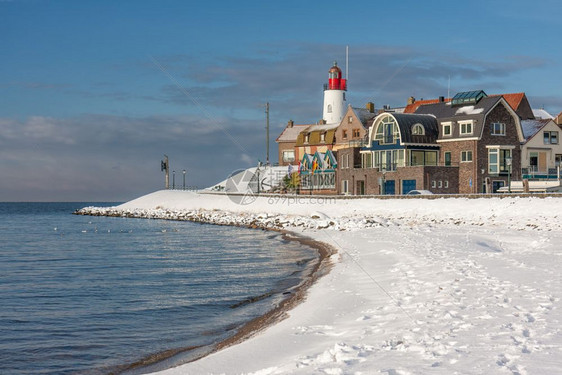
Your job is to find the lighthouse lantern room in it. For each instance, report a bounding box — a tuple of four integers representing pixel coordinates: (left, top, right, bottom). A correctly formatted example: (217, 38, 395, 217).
(323, 61, 347, 124)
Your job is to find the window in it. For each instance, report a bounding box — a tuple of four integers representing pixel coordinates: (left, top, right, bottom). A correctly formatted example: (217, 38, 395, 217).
(410, 150, 437, 166)
(442, 122, 452, 137)
(544, 131, 559, 145)
(459, 120, 473, 135)
(361, 152, 373, 168)
(411, 150, 425, 166)
(488, 148, 512, 174)
(438, 180, 443, 188)
(341, 154, 349, 169)
(282, 150, 295, 163)
(412, 124, 425, 135)
(320, 132, 326, 142)
(491, 122, 506, 135)
(445, 180, 449, 188)
(461, 151, 473, 162)
(342, 130, 348, 139)
(444, 151, 452, 166)
(304, 133, 310, 143)
(327, 104, 332, 113)
(353, 129, 361, 137)
(374, 115, 399, 144)
(348, 116, 353, 123)
(432, 180, 436, 188)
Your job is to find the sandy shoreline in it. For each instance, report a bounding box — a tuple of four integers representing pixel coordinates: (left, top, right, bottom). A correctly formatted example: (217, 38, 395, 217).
(76, 206, 336, 374)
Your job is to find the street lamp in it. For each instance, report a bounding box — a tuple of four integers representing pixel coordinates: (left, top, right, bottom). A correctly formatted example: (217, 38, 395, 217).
(381, 168, 386, 195)
(183, 169, 186, 190)
(506, 157, 512, 193)
(172, 170, 176, 190)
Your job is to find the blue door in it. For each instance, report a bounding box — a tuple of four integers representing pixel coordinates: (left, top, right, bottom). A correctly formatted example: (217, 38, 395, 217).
(384, 180, 395, 195)
(402, 179, 416, 194)
(492, 181, 505, 193)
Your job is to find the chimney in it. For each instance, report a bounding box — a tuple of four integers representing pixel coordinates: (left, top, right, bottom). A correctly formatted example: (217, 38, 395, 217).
(288, 120, 294, 128)
(439, 96, 445, 102)
(366, 102, 375, 113)
(407, 96, 416, 105)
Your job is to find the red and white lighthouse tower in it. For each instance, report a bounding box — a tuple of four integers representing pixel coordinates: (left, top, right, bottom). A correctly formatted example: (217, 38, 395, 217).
(322, 61, 347, 124)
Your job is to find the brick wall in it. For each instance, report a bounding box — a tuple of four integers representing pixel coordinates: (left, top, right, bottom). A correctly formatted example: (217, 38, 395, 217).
(478, 102, 522, 192)
(439, 139, 478, 194)
(277, 142, 295, 166)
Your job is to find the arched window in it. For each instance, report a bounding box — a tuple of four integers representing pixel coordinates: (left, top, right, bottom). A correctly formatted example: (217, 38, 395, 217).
(327, 104, 332, 113)
(374, 115, 399, 144)
(412, 123, 425, 136)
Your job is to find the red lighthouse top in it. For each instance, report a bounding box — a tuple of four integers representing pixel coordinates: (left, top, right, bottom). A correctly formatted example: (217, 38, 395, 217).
(328, 61, 347, 91)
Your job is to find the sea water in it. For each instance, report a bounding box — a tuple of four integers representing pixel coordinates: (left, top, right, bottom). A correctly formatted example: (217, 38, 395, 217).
(0, 202, 318, 374)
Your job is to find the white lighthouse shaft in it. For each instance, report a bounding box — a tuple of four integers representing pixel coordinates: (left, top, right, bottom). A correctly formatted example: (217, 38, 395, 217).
(322, 61, 347, 125)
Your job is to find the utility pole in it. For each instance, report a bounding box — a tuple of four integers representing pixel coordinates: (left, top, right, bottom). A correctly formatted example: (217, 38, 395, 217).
(265, 102, 270, 165)
(161, 155, 169, 189)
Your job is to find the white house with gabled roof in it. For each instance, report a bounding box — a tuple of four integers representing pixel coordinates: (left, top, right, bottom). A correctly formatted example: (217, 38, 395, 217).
(521, 119, 562, 179)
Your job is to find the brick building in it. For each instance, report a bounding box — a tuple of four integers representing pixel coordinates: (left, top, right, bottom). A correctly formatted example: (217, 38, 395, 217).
(415, 90, 524, 193)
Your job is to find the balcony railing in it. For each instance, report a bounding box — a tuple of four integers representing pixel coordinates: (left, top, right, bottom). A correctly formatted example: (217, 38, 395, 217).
(522, 167, 561, 180)
(357, 162, 461, 171)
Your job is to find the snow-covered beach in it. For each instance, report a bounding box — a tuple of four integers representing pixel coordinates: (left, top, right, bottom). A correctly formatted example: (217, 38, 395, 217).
(79, 191, 562, 374)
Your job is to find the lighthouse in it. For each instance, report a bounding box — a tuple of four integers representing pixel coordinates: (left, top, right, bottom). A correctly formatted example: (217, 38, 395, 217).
(322, 61, 347, 124)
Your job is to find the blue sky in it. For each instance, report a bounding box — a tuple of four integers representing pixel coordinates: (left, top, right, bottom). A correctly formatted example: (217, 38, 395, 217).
(2, 0, 561, 201)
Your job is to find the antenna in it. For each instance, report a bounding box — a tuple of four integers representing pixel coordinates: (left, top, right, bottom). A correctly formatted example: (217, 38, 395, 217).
(265, 102, 270, 165)
(346, 45, 349, 81)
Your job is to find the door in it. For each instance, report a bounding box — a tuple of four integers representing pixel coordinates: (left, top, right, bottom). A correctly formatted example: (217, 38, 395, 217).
(384, 180, 395, 195)
(444, 152, 451, 166)
(539, 152, 547, 173)
(492, 180, 505, 193)
(385, 150, 393, 171)
(402, 179, 416, 195)
(357, 180, 365, 195)
(384, 123, 394, 144)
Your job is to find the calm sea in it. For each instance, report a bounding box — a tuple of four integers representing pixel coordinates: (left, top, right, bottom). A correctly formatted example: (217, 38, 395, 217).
(0, 202, 318, 374)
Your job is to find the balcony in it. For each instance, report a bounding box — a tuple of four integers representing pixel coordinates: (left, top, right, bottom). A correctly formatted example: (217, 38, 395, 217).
(522, 167, 561, 180)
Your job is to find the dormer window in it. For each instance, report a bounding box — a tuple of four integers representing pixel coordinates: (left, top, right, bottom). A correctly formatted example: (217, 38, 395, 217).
(412, 123, 425, 136)
(442, 121, 452, 137)
(459, 120, 474, 135)
(304, 133, 310, 143)
(320, 132, 326, 142)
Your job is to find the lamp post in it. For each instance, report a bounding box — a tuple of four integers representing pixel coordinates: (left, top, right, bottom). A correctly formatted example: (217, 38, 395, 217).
(256, 163, 261, 195)
(506, 157, 512, 193)
(172, 170, 176, 190)
(381, 168, 386, 195)
(183, 169, 186, 190)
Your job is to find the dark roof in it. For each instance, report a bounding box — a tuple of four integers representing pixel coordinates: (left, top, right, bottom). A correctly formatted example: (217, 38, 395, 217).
(414, 96, 502, 122)
(391, 113, 439, 144)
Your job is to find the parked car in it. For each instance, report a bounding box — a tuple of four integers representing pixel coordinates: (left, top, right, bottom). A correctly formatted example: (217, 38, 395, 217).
(406, 189, 434, 195)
